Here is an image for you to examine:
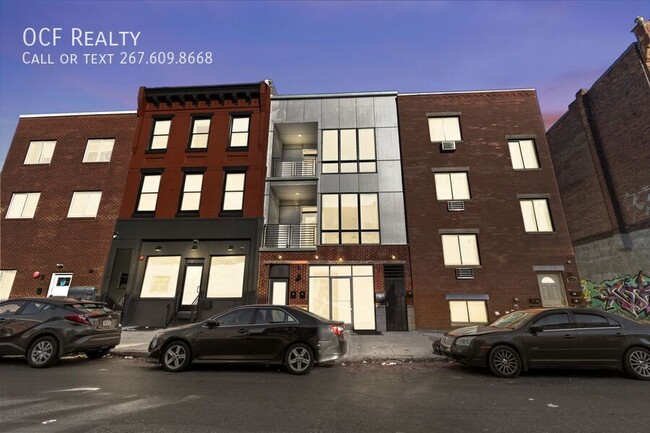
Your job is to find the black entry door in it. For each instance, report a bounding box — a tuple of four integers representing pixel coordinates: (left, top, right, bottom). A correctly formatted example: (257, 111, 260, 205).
(384, 265, 408, 331)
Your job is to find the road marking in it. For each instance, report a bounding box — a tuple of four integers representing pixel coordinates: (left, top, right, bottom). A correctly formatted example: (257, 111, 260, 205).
(42, 419, 57, 424)
(51, 387, 100, 392)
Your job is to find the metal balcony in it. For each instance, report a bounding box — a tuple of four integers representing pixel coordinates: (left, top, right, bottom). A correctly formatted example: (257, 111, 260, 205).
(263, 224, 317, 248)
(271, 159, 316, 178)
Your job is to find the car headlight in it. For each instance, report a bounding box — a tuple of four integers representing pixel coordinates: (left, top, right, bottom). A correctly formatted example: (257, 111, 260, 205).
(454, 336, 475, 347)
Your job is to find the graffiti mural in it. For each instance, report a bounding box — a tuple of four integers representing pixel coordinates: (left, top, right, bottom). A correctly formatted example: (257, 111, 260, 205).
(582, 271, 650, 320)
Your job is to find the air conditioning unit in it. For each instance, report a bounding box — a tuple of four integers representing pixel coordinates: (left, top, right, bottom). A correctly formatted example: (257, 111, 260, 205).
(455, 268, 475, 280)
(441, 141, 456, 151)
(447, 200, 465, 211)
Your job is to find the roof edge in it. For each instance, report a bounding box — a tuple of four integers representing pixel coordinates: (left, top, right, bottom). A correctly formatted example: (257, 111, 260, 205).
(20, 110, 137, 118)
(273, 91, 398, 100)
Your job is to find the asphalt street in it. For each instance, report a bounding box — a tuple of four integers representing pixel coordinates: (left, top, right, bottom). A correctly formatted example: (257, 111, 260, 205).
(1, 356, 648, 433)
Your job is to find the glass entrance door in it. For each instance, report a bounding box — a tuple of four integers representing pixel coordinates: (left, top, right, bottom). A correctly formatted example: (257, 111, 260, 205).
(331, 277, 352, 324)
(180, 265, 203, 310)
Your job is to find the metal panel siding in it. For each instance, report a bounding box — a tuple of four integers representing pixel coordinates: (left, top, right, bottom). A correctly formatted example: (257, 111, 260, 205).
(321, 99, 340, 129)
(379, 192, 407, 244)
(373, 96, 398, 128)
(286, 100, 305, 123)
(358, 173, 379, 192)
(319, 174, 340, 193)
(376, 127, 401, 161)
(356, 98, 375, 128)
(339, 98, 357, 129)
(271, 100, 286, 126)
(339, 174, 360, 193)
(304, 99, 322, 123)
(377, 160, 403, 191)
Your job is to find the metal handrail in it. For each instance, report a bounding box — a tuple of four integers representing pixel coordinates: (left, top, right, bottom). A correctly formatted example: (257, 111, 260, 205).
(271, 159, 316, 177)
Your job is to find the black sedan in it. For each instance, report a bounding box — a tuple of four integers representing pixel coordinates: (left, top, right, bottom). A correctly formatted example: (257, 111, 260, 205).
(148, 305, 347, 375)
(0, 297, 121, 367)
(433, 308, 650, 380)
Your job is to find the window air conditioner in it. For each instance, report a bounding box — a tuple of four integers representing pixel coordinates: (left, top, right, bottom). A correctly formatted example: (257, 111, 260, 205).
(441, 141, 456, 151)
(447, 200, 465, 211)
(455, 268, 475, 279)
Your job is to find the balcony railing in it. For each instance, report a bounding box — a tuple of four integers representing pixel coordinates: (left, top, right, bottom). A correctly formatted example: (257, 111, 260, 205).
(263, 224, 317, 248)
(272, 159, 316, 178)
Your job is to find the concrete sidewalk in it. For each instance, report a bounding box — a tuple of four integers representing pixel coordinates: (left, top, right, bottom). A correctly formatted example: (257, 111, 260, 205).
(112, 327, 447, 363)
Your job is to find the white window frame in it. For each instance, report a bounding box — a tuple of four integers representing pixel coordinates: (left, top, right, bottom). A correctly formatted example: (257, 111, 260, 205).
(434, 172, 470, 200)
(83, 139, 115, 163)
(24, 140, 56, 165)
(189, 118, 210, 149)
(5, 192, 41, 219)
(137, 174, 161, 212)
(449, 300, 488, 324)
(67, 191, 102, 218)
(206, 255, 246, 298)
(428, 117, 461, 142)
(441, 234, 480, 266)
(520, 199, 554, 232)
(229, 116, 250, 148)
(508, 139, 539, 170)
(150, 119, 171, 150)
(180, 173, 203, 212)
(222, 172, 246, 212)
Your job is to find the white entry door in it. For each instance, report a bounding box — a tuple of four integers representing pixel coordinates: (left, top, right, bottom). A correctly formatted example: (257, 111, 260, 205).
(180, 265, 203, 307)
(271, 281, 288, 305)
(537, 273, 568, 307)
(48, 273, 73, 297)
(331, 278, 352, 324)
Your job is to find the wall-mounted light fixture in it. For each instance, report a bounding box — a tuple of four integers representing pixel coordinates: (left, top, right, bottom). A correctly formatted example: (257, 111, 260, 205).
(56, 264, 64, 269)
(314, 255, 319, 260)
(391, 255, 396, 260)
(227, 245, 234, 252)
(154, 246, 162, 252)
(295, 274, 302, 282)
(192, 239, 199, 250)
(112, 231, 119, 239)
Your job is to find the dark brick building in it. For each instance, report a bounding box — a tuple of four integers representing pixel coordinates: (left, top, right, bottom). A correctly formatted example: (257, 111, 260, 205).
(546, 17, 650, 283)
(0, 112, 137, 301)
(398, 90, 581, 329)
(103, 82, 273, 327)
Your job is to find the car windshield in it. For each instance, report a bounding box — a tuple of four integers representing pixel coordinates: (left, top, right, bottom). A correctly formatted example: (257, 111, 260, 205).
(490, 311, 534, 329)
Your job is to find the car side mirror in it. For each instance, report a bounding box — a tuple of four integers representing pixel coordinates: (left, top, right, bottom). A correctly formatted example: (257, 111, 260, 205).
(205, 319, 219, 328)
(529, 325, 542, 334)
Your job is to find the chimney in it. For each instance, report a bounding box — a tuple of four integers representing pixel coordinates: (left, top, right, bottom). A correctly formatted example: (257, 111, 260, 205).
(632, 16, 650, 71)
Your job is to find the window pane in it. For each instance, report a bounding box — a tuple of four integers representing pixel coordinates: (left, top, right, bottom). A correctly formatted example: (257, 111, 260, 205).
(508, 141, 524, 170)
(359, 162, 376, 172)
(360, 194, 379, 229)
(154, 120, 171, 135)
(361, 231, 380, 244)
(24, 141, 43, 164)
(223, 192, 244, 211)
(428, 118, 445, 142)
(322, 130, 339, 161)
(321, 195, 339, 230)
(449, 301, 469, 323)
(321, 163, 339, 174)
(443, 117, 461, 141)
(142, 175, 161, 193)
(459, 235, 480, 265)
(231, 117, 249, 132)
(22, 193, 40, 218)
(181, 192, 201, 211)
(321, 232, 339, 244)
(83, 139, 114, 163)
(450, 173, 470, 200)
(533, 200, 553, 232)
(42, 141, 56, 163)
(467, 301, 488, 323)
(340, 194, 358, 230)
(330, 266, 352, 277)
(138, 194, 158, 212)
(193, 119, 210, 134)
(434, 173, 453, 200)
(309, 277, 330, 319)
(225, 173, 245, 191)
(520, 140, 539, 169)
(184, 174, 203, 192)
(520, 200, 538, 232)
(140, 256, 180, 298)
(309, 266, 330, 277)
(6, 194, 28, 218)
(441, 235, 461, 266)
(230, 132, 248, 147)
(340, 130, 357, 160)
(341, 232, 360, 244)
(206, 255, 246, 298)
(150, 135, 168, 149)
(190, 134, 208, 149)
(340, 163, 357, 173)
(358, 129, 376, 160)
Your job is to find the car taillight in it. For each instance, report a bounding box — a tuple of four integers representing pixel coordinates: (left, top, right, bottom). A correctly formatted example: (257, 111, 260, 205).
(329, 324, 344, 337)
(65, 315, 91, 325)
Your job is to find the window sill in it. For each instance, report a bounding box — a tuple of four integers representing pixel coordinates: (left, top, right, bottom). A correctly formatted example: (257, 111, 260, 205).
(145, 149, 167, 154)
(186, 147, 208, 153)
(225, 147, 249, 152)
(444, 265, 482, 269)
(132, 211, 156, 218)
(176, 211, 200, 218)
(219, 210, 244, 217)
(525, 231, 556, 235)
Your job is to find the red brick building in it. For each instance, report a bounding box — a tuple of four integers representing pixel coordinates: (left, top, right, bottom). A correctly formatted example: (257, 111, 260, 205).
(0, 112, 137, 300)
(398, 90, 581, 329)
(546, 17, 650, 283)
(103, 82, 273, 327)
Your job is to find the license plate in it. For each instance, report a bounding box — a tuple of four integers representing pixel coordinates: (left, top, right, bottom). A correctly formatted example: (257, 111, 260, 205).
(102, 319, 112, 328)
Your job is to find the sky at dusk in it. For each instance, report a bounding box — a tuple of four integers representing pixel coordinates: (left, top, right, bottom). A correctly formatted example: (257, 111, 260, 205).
(0, 0, 646, 167)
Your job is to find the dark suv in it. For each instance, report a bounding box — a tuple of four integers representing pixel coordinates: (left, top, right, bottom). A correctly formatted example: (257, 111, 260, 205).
(0, 297, 121, 367)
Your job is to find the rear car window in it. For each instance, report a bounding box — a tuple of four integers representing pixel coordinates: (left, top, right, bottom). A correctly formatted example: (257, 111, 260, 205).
(253, 308, 298, 324)
(533, 313, 571, 329)
(0, 301, 25, 316)
(575, 313, 618, 328)
(68, 303, 113, 314)
(20, 302, 49, 315)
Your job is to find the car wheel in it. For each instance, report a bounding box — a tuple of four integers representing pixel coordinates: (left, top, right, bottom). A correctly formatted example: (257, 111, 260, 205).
(161, 341, 191, 372)
(624, 347, 650, 380)
(85, 348, 112, 359)
(285, 343, 314, 375)
(488, 345, 522, 378)
(27, 336, 59, 368)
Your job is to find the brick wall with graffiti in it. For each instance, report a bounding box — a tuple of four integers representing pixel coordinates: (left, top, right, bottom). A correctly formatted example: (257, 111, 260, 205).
(582, 271, 649, 320)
